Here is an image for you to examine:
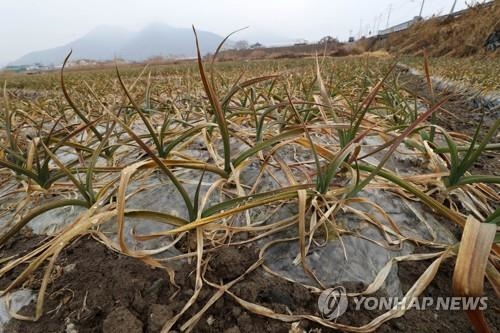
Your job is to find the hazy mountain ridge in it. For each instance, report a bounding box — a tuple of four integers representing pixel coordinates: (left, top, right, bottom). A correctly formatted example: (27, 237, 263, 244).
(9, 23, 228, 66)
(118, 23, 224, 61)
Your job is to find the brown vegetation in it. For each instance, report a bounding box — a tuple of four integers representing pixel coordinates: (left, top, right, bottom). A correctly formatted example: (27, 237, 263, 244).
(370, 1, 500, 57)
(215, 40, 353, 61)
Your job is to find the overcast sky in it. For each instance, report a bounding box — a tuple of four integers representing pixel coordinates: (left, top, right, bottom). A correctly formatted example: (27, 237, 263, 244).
(1, 0, 476, 65)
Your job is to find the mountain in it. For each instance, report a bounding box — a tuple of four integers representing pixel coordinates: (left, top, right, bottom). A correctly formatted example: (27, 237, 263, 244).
(118, 23, 224, 60)
(9, 23, 226, 66)
(9, 26, 131, 66)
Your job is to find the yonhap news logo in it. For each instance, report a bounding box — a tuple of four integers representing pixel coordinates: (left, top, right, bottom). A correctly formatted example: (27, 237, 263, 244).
(318, 286, 488, 320)
(317, 286, 348, 320)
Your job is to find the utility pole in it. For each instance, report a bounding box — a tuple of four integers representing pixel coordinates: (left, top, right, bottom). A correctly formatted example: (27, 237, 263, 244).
(386, 4, 392, 29)
(418, 0, 425, 18)
(450, 0, 458, 14)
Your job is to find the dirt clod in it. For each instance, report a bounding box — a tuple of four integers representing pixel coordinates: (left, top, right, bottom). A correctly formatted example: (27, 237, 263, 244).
(148, 304, 173, 332)
(224, 326, 242, 333)
(208, 245, 257, 282)
(103, 306, 143, 333)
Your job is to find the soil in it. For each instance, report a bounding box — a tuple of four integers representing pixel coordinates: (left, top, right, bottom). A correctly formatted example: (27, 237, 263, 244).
(1, 232, 499, 333)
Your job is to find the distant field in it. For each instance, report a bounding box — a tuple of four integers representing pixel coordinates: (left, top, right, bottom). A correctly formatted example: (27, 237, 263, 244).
(3, 54, 500, 93)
